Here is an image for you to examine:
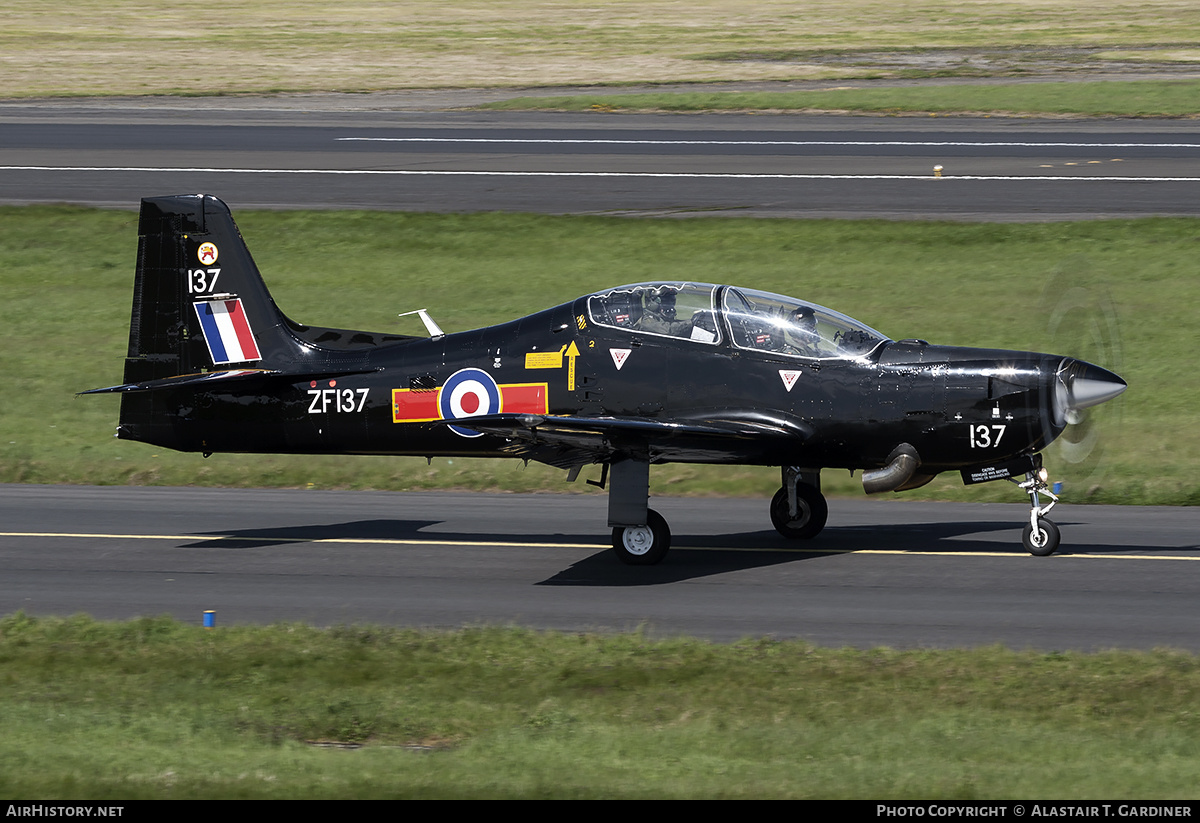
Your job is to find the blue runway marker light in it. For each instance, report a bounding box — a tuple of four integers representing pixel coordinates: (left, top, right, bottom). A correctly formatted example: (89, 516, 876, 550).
(203, 610, 216, 629)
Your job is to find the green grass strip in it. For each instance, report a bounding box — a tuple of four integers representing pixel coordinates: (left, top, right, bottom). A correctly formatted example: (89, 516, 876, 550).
(2, 613, 1199, 799)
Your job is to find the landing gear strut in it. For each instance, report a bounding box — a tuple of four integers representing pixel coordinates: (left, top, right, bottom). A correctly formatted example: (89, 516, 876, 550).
(770, 466, 828, 540)
(1012, 464, 1060, 556)
(607, 456, 673, 565)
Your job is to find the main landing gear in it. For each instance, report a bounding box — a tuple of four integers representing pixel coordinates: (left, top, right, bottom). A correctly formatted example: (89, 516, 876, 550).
(770, 466, 828, 540)
(608, 457, 675, 565)
(1012, 465, 1061, 556)
(606, 462, 829, 565)
(612, 509, 671, 566)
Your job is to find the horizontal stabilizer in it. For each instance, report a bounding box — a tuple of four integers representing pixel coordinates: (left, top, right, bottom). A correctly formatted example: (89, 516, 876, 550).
(79, 367, 378, 395)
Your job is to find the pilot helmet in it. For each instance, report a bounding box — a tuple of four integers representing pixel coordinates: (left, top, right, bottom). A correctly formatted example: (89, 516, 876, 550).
(790, 304, 817, 332)
(647, 289, 678, 317)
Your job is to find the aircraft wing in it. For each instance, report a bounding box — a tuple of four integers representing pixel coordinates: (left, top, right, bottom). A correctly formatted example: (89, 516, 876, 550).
(446, 413, 810, 468)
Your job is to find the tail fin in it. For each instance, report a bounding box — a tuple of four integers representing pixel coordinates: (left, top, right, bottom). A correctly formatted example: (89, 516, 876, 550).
(124, 193, 300, 384)
(87, 195, 413, 450)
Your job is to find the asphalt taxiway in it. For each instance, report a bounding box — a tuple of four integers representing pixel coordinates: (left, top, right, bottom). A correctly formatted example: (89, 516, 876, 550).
(3, 485, 1197, 649)
(3, 94, 1199, 219)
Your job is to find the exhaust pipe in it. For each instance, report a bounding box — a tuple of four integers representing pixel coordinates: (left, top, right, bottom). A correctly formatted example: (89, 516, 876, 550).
(863, 443, 921, 495)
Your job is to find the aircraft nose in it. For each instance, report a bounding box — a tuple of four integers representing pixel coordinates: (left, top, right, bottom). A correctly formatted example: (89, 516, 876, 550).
(1054, 359, 1127, 423)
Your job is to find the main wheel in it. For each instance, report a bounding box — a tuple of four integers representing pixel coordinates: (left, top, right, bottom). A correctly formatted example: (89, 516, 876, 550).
(1022, 518, 1061, 556)
(770, 484, 828, 539)
(612, 509, 671, 565)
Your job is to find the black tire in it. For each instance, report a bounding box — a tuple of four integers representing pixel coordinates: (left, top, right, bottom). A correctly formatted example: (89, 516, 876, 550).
(612, 509, 671, 565)
(1022, 518, 1061, 556)
(770, 484, 828, 540)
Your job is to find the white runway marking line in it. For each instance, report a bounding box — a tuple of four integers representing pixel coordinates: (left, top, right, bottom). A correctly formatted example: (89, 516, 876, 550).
(2, 532, 1197, 560)
(3, 166, 1197, 182)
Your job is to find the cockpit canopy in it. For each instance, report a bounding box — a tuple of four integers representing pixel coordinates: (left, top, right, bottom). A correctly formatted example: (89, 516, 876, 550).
(586, 282, 890, 361)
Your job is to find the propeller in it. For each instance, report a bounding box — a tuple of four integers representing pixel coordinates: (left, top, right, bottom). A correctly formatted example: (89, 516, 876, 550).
(1039, 256, 1126, 488)
(1053, 358, 1127, 427)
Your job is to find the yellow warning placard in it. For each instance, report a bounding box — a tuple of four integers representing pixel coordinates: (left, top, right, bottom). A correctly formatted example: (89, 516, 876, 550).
(524, 342, 581, 390)
(525, 348, 565, 369)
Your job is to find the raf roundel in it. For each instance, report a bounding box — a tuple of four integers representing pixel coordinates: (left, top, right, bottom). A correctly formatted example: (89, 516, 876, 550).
(439, 368, 502, 438)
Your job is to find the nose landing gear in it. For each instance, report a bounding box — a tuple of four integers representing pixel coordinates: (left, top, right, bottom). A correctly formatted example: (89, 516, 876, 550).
(1012, 465, 1060, 556)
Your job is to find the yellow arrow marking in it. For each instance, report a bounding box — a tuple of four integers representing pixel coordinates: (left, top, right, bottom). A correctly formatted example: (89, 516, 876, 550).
(565, 340, 580, 390)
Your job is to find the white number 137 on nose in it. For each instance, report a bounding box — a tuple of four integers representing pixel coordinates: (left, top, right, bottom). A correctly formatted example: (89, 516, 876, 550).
(968, 424, 1006, 448)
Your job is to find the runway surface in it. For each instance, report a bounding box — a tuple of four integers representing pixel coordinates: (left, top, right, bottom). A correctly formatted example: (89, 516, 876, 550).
(3, 485, 1198, 650)
(3, 95, 1200, 219)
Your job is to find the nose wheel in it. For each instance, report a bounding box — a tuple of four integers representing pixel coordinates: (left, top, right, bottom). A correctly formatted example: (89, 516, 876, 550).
(1012, 463, 1061, 556)
(1022, 518, 1061, 556)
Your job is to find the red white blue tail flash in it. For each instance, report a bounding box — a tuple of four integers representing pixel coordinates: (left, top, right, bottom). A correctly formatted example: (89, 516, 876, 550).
(194, 299, 261, 364)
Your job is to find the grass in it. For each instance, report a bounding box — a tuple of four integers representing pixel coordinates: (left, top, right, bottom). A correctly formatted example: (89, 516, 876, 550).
(482, 79, 1200, 117)
(2, 613, 1199, 799)
(3, 1, 1200, 98)
(0, 205, 1195, 504)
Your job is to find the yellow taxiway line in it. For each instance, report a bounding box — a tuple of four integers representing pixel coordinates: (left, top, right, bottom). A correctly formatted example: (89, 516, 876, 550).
(1, 532, 1196, 561)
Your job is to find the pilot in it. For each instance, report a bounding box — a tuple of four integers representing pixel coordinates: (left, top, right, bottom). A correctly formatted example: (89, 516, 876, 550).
(779, 305, 822, 356)
(635, 289, 692, 337)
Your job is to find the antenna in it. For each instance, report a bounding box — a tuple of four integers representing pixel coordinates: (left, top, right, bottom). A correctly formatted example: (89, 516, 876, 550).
(398, 309, 445, 339)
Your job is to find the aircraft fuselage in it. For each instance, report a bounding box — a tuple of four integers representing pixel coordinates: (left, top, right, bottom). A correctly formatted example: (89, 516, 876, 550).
(119, 297, 1075, 477)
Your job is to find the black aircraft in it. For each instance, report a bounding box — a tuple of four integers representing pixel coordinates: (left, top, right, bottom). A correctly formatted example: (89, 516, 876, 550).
(84, 194, 1127, 565)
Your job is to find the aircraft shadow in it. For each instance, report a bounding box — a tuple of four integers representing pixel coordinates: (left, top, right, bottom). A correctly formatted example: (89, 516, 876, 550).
(538, 519, 1035, 585)
(183, 519, 446, 549)
(185, 516, 1027, 550)
(544, 520, 1199, 586)
(177, 517, 1177, 587)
